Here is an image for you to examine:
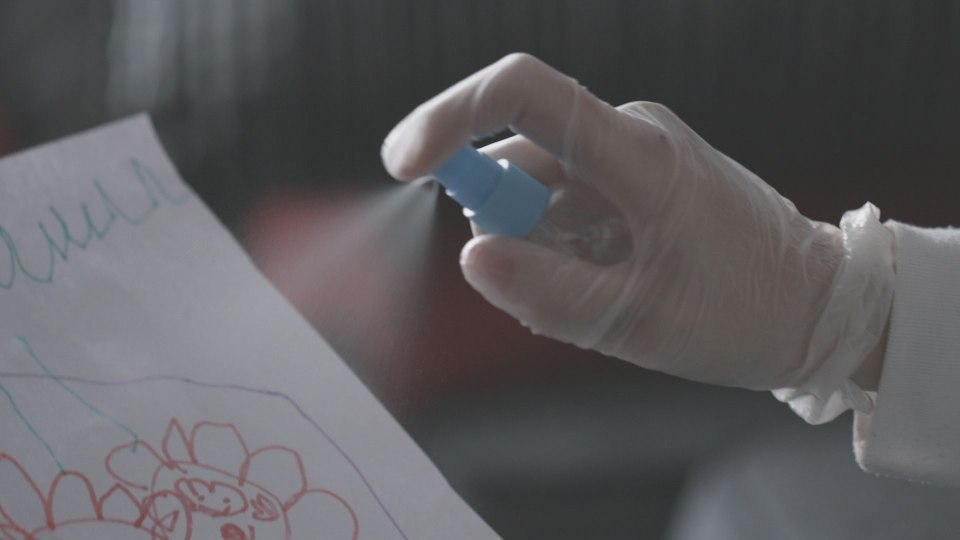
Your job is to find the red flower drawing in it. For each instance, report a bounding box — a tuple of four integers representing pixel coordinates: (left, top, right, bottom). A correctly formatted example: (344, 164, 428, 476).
(0, 453, 189, 539)
(1, 418, 358, 539)
(105, 419, 359, 540)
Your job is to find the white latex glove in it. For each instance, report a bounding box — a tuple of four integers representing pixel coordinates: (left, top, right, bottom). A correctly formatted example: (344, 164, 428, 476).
(382, 54, 894, 422)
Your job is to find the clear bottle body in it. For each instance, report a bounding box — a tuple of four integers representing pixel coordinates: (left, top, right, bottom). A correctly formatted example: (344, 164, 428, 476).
(523, 180, 632, 266)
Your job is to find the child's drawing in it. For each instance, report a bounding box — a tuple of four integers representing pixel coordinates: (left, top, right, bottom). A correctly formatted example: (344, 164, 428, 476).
(1, 418, 358, 540)
(0, 340, 407, 539)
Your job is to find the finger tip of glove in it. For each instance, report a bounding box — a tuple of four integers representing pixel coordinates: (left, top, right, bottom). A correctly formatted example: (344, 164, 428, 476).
(382, 114, 432, 180)
(460, 236, 517, 295)
(383, 105, 463, 181)
(381, 135, 419, 181)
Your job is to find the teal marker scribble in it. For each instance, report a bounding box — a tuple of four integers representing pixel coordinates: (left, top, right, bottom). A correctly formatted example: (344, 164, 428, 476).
(0, 381, 63, 472)
(133, 158, 191, 205)
(17, 336, 140, 452)
(0, 158, 190, 290)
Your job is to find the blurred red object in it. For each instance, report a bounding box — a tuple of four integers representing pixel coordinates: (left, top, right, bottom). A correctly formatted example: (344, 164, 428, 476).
(243, 184, 605, 416)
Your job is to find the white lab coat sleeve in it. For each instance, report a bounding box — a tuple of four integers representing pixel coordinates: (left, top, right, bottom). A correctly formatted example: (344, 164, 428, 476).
(854, 221, 960, 485)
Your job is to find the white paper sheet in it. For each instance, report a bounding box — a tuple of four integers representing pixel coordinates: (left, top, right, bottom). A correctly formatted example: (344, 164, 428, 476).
(0, 115, 499, 540)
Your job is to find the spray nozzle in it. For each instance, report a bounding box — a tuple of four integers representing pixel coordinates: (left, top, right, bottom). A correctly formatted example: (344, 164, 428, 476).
(432, 146, 550, 237)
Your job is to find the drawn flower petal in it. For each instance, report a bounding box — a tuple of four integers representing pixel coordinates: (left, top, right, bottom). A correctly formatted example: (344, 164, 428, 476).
(190, 422, 249, 473)
(0, 455, 46, 532)
(48, 472, 98, 525)
(162, 419, 193, 464)
(98, 484, 142, 522)
(285, 489, 358, 540)
(106, 442, 168, 491)
(242, 446, 307, 507)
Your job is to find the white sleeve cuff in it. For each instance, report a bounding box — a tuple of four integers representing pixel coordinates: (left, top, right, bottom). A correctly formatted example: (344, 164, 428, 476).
(773, 203, 894, 424)
(855, 221, 960, 485)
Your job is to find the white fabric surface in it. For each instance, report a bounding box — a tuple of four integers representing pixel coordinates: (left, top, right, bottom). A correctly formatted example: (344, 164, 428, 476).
(855, 221, 960, 485)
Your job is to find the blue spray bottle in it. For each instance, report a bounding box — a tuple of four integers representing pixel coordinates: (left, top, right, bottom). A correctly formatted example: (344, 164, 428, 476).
(433, 146, 631, 265)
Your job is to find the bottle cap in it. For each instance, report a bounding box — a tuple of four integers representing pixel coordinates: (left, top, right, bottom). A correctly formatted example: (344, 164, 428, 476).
(433, 146, 550, 237)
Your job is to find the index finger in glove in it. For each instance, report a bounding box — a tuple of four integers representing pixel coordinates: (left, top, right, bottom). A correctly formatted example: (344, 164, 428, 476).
(381, 53, 620, 188)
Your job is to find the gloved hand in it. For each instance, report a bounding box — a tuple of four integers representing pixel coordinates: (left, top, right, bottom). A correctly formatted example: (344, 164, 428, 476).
(382, 53, 894, 422)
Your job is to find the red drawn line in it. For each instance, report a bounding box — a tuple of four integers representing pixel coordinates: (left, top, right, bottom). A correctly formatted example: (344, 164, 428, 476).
(2, 418, 359, 540)
(0, 370, 407, 538)
(0, 453, 193, 539)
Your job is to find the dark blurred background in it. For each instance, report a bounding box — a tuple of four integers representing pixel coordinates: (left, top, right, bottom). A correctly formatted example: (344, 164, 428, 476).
(2, 2, 958, 538)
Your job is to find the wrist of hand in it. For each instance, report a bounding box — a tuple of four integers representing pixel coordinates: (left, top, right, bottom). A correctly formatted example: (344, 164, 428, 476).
(774, 203, 896, 423)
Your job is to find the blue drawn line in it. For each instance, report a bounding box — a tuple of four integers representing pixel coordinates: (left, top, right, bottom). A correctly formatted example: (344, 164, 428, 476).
(0, 371, 411, 540)
(0, 158, 191, 290)
(0, 380, 64, 472)
(16, 337, 140, 451)
(132, 158, 192, 205)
